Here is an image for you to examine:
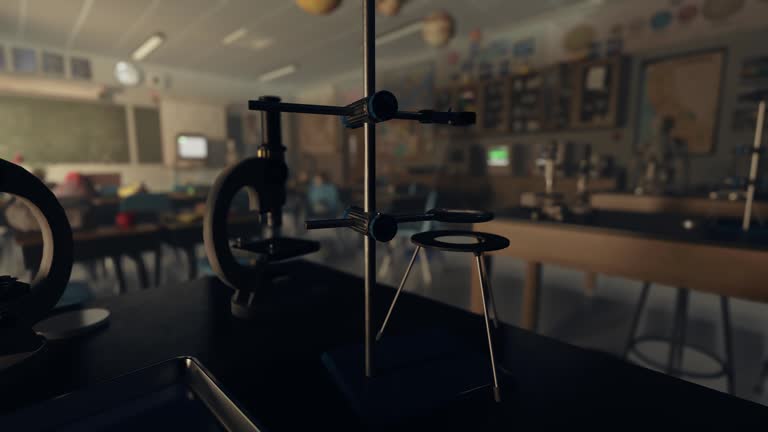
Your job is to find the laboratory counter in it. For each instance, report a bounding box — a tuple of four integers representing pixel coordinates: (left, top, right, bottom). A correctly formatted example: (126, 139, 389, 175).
(472, 208, 768, 330)
(2, 260, 766, 430)
(496, 207, 768, 252)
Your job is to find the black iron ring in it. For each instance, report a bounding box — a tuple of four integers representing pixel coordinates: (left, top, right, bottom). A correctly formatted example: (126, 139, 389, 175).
(0, 159, 73, 327)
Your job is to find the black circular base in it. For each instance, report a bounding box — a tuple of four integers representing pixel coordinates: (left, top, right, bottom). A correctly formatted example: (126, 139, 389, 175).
(429, 208, 494, 224)
(34, 308, 110, 341)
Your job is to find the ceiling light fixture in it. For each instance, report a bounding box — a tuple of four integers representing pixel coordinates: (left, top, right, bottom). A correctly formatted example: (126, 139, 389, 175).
(249, 38, 274, 51)
(0, 75, 105, 100)
(222, 27, 249, 46)
(375, 21, 423, 46)
(131, 32, 165, 61)
(259, 64, 297, 82)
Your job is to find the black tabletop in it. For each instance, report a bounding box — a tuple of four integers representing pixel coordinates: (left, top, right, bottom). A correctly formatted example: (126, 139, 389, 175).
(2, 260, 766, 430)
(498, 207, 768, 252)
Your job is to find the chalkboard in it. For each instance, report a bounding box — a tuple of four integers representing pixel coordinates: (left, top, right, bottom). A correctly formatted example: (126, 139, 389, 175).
(0, 95, 129, 163)
(135, 107, 162, 163)
(480, 79, 508, 132)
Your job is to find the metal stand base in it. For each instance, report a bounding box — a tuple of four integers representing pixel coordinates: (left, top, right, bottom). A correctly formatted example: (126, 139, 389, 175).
(322, 329, 493, 425)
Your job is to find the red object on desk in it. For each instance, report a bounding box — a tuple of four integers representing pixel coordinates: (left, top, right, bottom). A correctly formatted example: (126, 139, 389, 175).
(115, 212, 135, 229)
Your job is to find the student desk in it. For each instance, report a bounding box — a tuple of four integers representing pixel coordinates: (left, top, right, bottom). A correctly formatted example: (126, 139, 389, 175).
(14, 216, 261, 293)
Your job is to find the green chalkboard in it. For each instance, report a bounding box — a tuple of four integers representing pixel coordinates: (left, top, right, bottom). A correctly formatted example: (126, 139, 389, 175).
(135, 107, 162, 163)
(0, 94, 129, 163)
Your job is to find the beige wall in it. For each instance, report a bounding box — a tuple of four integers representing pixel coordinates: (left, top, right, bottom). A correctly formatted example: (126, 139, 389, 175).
(159, 98, 227, 167)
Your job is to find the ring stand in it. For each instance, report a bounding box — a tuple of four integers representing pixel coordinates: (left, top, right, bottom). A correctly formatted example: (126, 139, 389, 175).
(213, 1, 497, 423)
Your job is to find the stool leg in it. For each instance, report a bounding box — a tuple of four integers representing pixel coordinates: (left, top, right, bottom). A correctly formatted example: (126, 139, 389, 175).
(376, 246, 420, 341)
(478, 253, 500, 328)
(668, 288, 689, 376)
(418, 246, 432, 285)
(475, 255, 501, 402)
(720, 296, 735, 395)
(624, 282, 651, 359)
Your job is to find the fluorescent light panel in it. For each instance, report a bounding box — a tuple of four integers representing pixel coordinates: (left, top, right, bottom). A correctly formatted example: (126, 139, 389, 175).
(0, 75, 104, 100)
(132, 33, 165, 61)
(222, 27, 248, 45)
(376, 21, 423, 46)
(249, 38, 273, 51)
(259, 64, 297, 82)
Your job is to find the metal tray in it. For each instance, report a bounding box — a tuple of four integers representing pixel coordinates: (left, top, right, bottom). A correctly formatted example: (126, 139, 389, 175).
(1, 357, 264, 432)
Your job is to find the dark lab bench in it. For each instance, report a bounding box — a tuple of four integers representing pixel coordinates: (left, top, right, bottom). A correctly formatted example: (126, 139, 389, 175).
(2, 260, 766, 430)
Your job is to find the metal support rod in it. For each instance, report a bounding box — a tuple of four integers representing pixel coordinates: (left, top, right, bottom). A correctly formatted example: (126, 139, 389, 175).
(743, 100, 766, 231)
(363, 0, 376, 378)
(376, 246, 420, 341)
(475, 255, 501, 402)
(248, 99, 350, 116)
(478, 254, 500, 328)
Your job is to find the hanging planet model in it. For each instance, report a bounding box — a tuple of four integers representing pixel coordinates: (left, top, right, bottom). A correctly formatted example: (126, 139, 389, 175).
(295, 0, 342, 15)
(376, 0, 402, 16)
(422, 11, 455, 48)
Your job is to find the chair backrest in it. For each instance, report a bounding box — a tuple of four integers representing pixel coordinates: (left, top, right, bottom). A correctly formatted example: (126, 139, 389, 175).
(97, 185, 119, 197)
(307, 183, 341, 218)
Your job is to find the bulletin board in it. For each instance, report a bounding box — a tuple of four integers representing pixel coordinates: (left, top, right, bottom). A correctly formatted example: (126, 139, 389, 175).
(635, 49, 726, 154)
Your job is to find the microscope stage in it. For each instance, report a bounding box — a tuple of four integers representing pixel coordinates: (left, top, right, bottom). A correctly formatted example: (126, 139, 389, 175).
(233, 237, 320, 262)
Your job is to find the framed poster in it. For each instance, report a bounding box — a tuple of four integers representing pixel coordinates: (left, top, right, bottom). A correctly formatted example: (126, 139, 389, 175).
(570, 56, 627, 129)
(635, 49, 726, 154)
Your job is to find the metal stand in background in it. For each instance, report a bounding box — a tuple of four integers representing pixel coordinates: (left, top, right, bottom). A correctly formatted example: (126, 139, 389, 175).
(246, 0, 475, 378)
(745, 94, 768, 395)
(743, 99, 766, 231)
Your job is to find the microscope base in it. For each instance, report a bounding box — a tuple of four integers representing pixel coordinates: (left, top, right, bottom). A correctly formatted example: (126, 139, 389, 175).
(321, 329, 492, 425)
(229, 270, 331, 320)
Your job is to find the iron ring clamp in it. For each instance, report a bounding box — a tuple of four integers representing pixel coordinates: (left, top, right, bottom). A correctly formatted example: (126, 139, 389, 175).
(247, 90, 476, 129)
(305, 207, 495, 243)
(0, 159, 74, 345)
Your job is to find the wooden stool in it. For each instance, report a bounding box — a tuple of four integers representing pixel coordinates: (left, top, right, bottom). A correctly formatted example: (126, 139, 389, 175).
(624, 283, 734, 394)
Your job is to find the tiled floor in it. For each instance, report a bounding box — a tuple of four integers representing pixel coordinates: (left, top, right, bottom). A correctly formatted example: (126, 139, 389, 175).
(5, 226, 768, 406)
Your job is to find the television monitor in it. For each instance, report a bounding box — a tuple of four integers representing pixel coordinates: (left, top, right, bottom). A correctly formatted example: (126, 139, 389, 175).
(487, 145, 510, 167)
(177, 134, 208, 160)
